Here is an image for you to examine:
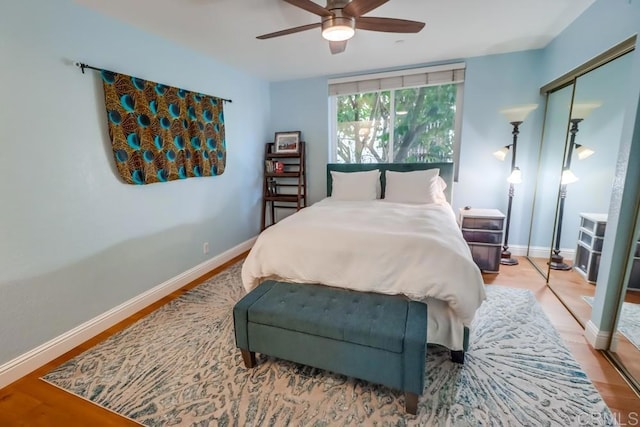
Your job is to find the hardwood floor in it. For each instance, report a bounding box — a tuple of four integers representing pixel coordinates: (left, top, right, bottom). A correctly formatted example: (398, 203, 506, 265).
(0, 255, 638, 426)
(530, 256, 640, 401)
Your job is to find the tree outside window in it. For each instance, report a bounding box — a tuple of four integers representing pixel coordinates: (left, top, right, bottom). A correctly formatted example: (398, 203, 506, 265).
(334, 84, 458, 164)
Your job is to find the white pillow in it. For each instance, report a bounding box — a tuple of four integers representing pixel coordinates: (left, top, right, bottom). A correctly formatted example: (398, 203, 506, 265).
(330, 170, 381, 201)
(384, 169, 447, 204)
(433, 176, 448, 204)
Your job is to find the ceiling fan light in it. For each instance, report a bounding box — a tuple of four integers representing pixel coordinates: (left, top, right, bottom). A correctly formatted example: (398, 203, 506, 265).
(322, 17, 355, 42)
(322, 25, 354, 41)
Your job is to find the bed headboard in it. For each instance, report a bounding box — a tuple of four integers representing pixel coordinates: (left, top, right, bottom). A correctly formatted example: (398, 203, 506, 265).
(326, 162, 454, 203)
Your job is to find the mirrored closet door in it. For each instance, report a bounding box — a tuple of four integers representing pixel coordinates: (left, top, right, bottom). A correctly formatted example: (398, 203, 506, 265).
(527, 38, 639, 394)
(545, 51, 634, 327)
(527, 84, 573, 280)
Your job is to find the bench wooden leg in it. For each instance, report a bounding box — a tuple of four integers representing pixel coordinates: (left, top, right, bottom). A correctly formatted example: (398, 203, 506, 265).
(451, 350, 465, 364)
(240, 349, 256, 368)
(405, 392, 418, 415)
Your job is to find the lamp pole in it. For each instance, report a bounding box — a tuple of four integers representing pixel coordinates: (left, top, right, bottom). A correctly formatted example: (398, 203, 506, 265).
(496, 103, 538, 266)
(549, 118, 582, 270)
(501, 121, 521, 265)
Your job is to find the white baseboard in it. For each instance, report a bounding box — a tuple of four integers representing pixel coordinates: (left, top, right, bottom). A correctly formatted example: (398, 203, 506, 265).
(507, 245, 528, 257)
(0, 237, 257, 390)
(508, 245, 575, 261)
(584, 320, 612, 349)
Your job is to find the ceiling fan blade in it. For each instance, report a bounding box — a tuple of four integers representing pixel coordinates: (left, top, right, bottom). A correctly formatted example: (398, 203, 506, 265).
(356, 17, 425, 33)
(256, 23, 321, 39)
(343, 0, 388, 17)
(283, 0, 333, 17)
(329, 40, 347, 54)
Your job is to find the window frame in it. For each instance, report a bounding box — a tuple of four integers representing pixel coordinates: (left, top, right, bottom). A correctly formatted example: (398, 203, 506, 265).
(328, 63, 465, 181)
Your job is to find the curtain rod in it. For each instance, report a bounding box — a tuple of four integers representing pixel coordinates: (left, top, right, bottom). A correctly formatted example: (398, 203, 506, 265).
(74, 62, 232, 103)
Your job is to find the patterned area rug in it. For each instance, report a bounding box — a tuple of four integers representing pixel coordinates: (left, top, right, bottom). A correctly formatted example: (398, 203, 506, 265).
(583, 296, 640, 350)
(43, 263, 615, 426)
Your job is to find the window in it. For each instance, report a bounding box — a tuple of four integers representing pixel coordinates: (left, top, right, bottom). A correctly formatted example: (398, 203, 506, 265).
(329, 64, 465, 177)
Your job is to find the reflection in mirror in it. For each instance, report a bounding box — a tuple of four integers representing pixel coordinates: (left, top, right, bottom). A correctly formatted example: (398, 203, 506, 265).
(609, 209, 640, 391)
(547, 51, 633, 327)
(549, 102, 599, 271)
(527, 85, 573, 279)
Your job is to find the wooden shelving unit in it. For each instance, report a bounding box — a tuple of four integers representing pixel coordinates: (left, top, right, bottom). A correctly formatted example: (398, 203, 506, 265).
(261, 141, 306, 230)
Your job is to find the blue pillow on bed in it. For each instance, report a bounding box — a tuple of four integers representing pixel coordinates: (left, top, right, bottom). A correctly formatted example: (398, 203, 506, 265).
(330, 170, 381, 200)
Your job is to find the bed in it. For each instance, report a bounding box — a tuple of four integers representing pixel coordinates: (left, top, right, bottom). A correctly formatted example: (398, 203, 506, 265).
(241, 162, 486, 357)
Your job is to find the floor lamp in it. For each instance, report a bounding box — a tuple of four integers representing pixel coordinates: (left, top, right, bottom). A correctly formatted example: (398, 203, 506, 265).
(549, 102, 599, 270)
(494, 104, 538, 266)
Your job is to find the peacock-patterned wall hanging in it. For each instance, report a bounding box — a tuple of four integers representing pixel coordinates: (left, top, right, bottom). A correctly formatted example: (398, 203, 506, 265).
(98, 68, 227, 185)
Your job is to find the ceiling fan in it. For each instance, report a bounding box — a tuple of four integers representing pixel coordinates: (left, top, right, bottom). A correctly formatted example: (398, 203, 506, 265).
(256, 0, 425, 54)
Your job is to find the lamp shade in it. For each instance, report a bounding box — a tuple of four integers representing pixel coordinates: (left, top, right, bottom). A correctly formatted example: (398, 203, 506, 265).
(561, 168, 579, 185)
(499, 104, 538, 123)
(493, 146, 509, 161)
(570, 102, 602, 120)
(575, 144, 595, 160)
(507, 167, 522, 184)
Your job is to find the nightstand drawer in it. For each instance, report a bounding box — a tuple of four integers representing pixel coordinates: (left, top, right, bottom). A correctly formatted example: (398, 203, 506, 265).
(460, 217, 504, 231)
(580, 214, 607, 237)
(578, 229, 604, 252)
(575, 213, 608, 284)
(468, 243, 501, 273)
(462, 229, 503, 244)
(575, 241, 601, 283)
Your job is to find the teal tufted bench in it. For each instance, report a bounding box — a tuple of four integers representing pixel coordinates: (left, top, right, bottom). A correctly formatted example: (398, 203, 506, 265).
(233, 280, 428, 414)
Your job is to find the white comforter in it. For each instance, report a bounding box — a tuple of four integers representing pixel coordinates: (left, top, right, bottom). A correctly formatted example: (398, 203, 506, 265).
(242, 198, 486, 350)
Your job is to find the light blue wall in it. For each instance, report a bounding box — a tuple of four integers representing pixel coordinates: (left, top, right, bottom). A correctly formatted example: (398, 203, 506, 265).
(270, 50, 545, 247)
(269, 78, 329, 204)
(541, 0, 640, 85)
(0, 0, 270, 364)
(458, 51, 544, 248)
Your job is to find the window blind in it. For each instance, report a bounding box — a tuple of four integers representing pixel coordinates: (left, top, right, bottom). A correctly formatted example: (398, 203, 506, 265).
(328, 63, 465, 96)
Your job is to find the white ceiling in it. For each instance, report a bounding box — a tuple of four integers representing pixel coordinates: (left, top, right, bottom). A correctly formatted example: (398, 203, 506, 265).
(75, 0, 595, 82)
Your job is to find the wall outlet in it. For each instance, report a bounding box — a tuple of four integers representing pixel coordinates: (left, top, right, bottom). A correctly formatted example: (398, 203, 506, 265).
(203, 242, 209, 254)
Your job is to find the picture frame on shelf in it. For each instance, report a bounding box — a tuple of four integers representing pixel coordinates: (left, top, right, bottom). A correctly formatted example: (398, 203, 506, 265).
(274, 131, 301, 153)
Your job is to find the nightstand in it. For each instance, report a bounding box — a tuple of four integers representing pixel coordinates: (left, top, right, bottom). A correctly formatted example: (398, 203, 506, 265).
(459, 208, 505, 273)
(574, 213, 607, 283)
